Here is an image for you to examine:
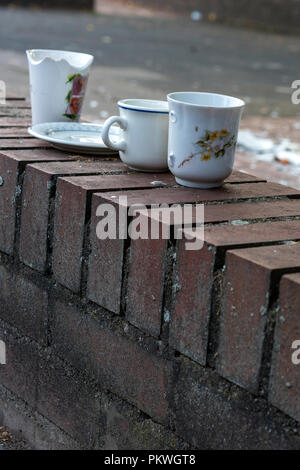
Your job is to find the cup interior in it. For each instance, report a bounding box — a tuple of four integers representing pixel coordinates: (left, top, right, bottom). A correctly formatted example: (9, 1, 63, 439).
(168, 92, 245, 109)
(118, 99, 169, 114)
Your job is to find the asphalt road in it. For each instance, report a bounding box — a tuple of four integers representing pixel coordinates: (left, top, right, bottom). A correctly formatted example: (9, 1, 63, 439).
(0, 6, 300, 120)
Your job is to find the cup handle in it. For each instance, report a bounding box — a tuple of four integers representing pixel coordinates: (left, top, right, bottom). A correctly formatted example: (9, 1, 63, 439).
(168, 152, 175, 169)
(101, 116, 127, 152)
(170, 110, 177, 123)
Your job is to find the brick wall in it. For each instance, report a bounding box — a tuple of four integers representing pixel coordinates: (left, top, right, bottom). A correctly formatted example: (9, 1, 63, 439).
(0, 0, 93, 9)
(0, 98, 300, 449)
(100, 0, 300, 35)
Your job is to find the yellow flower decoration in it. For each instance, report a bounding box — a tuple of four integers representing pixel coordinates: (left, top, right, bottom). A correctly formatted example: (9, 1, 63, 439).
(201, 153, 212, 161)
(209, 131, 219, 141)
(178, 128, 234, 168)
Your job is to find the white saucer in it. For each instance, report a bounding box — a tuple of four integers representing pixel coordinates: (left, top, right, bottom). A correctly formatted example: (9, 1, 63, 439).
(28, 121, 120, 155)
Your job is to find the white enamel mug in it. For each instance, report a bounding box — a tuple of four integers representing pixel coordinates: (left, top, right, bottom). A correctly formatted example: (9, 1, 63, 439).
(101, 99, 169, 172)
(27, 49, 94, 125)
(167, 92, 245, 188)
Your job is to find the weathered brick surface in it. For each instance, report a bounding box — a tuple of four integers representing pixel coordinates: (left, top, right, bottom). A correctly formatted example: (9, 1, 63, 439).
(96, 182, 300, 206)
(126, 237, 167, 337)
(51, 299, 173, 424)
(170, 223, 300, 367)
(144, 199, 300, 227)
(217, 244, 300, 393)
(87, 175, 174, 313)
(87, 200, 124, 313)
(170, 243, 214, 365)
(203, 199, 300, 223)
(2, 148, 72, 162)
(0, 383, 81, 450)
(0, 128, 32, 137)
(269, 273, 300, 422)
(5, 95, 26, 100)
(53, 171, 171, 293)
(87, 193, 127, 313)
(226, 171, 265, 183)
(0, 330, 39, 408)
(101, 394, 190, 450)
(0, 153, 19, 255)
(0, 117, 32, 127)
(0, 150, 74, 255)
(20, 161, 129, 273)
(19, 164, 55, 272)
(0, 108, 31, 118)
(37, 352, 103, 447)
(0, 264, 48, 343)
(0, 100, 31, 109)
(199, 219, 300, 247)
(174, 358, 300, 450)
(0, 139, 50, 149)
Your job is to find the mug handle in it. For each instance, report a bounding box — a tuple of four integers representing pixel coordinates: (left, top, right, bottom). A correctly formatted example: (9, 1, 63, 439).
(101, 116, 127, 152)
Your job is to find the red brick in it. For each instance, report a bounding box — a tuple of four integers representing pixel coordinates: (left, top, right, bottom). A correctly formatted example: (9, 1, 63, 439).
(96, 182, 300, 206)
(53, 172, 169, 293)
(86, 174, 175, 312)
(37, 353, 103, 447)
(126, 237, 167, 337)
(203, 199, 300, 224)
(0, 117, 31, 127)
(0, 264, 48, 343)
(0, 128, 32, 137)
(269, 273, 300, 422)
(1, 148, 73, 162)
(87, 193, 124, 313)
(170, 242, 215, 365)
(5, 94, 26, 100)
(138, 199, 300, 227)
(1, 100, 31, 109)
(102, 396, 187, 450)
(202, 219, 300, 247)
(0, 331, 38, 408)
(0, 138, 51, 149)
(226, 171, 265, 183)
(217, 244, 300, 393)
(0, 150, 73, 255)
(174, 359, 299, 449)
(51, 299, 173, 424)
(0, 154, 19, 254)
(20, 161, 127, 273)
(170, 222, 300, 367)
(0, 108, 31, 118)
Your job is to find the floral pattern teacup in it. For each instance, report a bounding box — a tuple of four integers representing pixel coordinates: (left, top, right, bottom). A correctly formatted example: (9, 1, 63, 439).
(167, 92, 245, 189)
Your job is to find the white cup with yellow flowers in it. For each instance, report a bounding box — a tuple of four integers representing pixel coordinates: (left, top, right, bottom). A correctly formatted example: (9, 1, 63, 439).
(167, 92, 245, 188)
